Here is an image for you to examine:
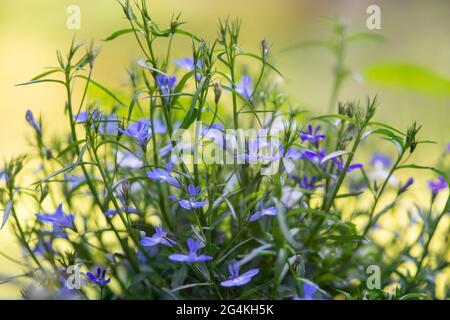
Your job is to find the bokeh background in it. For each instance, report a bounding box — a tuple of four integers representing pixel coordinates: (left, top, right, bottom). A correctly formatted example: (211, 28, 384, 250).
(0, 0, 449, 298)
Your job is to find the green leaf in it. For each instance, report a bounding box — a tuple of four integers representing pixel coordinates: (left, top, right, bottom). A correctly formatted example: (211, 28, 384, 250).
(273, 197, 301, 250)
(320, 150, 351, 164)
(179, 76, 207, 129)
(364, 62, 450, 95)
(76, 75, 127, 107)
(103, 28, 134, 41)
(1, 201, 13, 230)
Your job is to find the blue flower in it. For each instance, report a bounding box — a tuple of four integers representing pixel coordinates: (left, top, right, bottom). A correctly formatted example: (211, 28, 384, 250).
(65, 174, 85, 190)
(399, 177, 414, 194)
(371, 153, 392, 168)
(290, 175, 323, 191)
(168, 238, 212, 263)
(169, 184, 208, 210)
(220, 261, 259, 287)
(156, 74, 177, 102)
(151, 119, 167, 135)
(331, 156, 363, 172)
(298, 125, 326, 146)
(285, 148, 305, 160)
(33, 239, 56, 256)
(36, 204, 75, 230)
(147, 162, 180, 188)
(174, 57, 202, 79)
(303, 149, 327, 165)
(118, 119, 151, 147)
(98, 114, 119, 135)
(25, 109, 40, 132)
(140, 225, 176, 247)
(235, 76, 253, 100)
(86, 267, 111, 286)
(104, 196, 138, 217)
(428, 176, 448, 196)
(73, 110, 101, 123)
(249, 206, 278, 222)
(295, 281, 319, 300)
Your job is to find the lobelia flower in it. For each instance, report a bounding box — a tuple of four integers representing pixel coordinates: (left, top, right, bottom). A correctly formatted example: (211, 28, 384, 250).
(156, 74, 177, 103)
(290, 175, 323, 191)
(298, 125, 326, 147)
(36, 204, 75, 230)
(147, 162, 180, 188)
(98, 114, 119, 135)
(25, 109, 41, 132)
(398, 177, 414, 194)
(33, 239, 56, 256)
(331, 156, 363, 172)
(249, 205, 278, 222)
(220, 261, 259, 287)
(73, 110, 101, 123)
(368, 152, 397, 184)
(140, 225, 176, 247)
(174, 57, 202, 79)
(303, 149, 327, 165)
(168, 238, 212, 263)
(118, 119, 152, 147)
(428, 176, 448, 196)
(285, 148, 305, 161)
(150, 119, 167, 135)
(294, 281, 319, 300)
(104, 196, 138, 217)
(65, 174, 85, 190)
(86, 267, 111, 286)
(235, 75, 253, 100)
(169, 184, 208, 210)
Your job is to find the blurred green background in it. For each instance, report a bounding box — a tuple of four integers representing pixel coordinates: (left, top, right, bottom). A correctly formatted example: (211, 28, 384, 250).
(0, 0, 449, 298)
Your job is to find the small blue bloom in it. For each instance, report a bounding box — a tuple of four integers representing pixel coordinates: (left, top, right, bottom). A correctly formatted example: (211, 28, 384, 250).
(147, 163, 180, 188)
(25, 109, 41, 132)
(295, 281, 319, 300)
(371, 153, 392, 168)
(399, 177, 414, 194)
(86, 267, 111, 286)
(118, 119, 151, 147)
(235, 76, 253, 100)
(33, 239, 56, 256)
(36, 204, 75, 230)
(98, 114, 119, 135)
(174, 57, 202, 79)
(73, 110, 101, 123)
(140, 225, 176, 247)
(65, 174, 85, 190)
(220, 261, 259, 287)
(428, 176, 448, 196)
(249, 206, 278, 222)
(285, 148, 305, 160)
(331, 156, 363, 172)
(290, 175, 323, 191)
(298, 125, 326, 146)
(169, 184, 208, 210)
(151, 119, 167, 135)
(168, 238, 212, 263)
(104, 196, 138, 217)
(156, 74, 177, 102)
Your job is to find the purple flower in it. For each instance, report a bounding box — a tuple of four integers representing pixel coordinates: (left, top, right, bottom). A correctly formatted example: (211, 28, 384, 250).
(98, 114, 119, 135)
(298, 125, 326, 147)
(303, 149, 327, 164)
(140, 225, 176, 247)
(446, 143, 450, 153)
(331, 156, 363, 172)
(65, 175, 85, 190)
(147, 162, 180, 188)
(168, 238, 212, 263)
(235, 76, 253, 100)
(295, 281, 319, 300)
(151, 119, 167, 135)
(371, 153, 392, 168)
(86, 267, 111, 286)
(428, 176, 448, 196)
(25, 109, 40, 132)
(399, 177, 414, 194)
(169, 184, 208, 210)
(285, 148, 305, 160)
(174, 57, 202, 79)
(220, 261, 259, 287)
(36, 204, 75, 230)
(104, 196, 138, 217)
(249, 206, 278, 222)
(156, 74, 177, 102)
(118, 119, 151, 147)
(290, 175, 323, 191)
(33, 239, 56, 256)
(73, 110, 101, 123)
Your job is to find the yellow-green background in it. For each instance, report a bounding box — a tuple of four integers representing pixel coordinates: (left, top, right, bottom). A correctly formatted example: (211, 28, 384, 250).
(0, 0, 449, 298)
